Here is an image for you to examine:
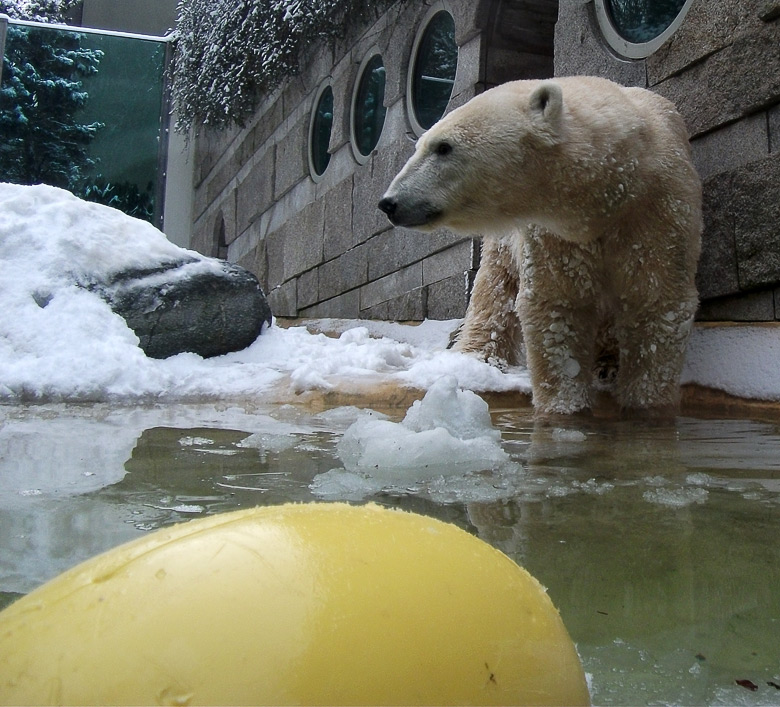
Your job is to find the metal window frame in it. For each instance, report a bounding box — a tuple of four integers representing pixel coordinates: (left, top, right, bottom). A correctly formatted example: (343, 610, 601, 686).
(350, 47, 387, 165)
(308, 76, 334, 182)
(406, 2, 458, 138)
(0, 15, 7, 85)
(593, 0, 696, 60)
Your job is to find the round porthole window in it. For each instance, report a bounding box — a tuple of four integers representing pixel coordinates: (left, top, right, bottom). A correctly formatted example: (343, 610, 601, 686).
(309, 81, 334, 180)
(351, 52, 387, 163)
(594, 0, 695, 59)
(408, 8, 458, 136)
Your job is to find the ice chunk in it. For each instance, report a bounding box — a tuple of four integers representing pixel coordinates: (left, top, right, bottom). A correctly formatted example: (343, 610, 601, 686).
(325, 377, 515, 486)
(402, 375, 499, 441)
(642, 487, 708, 508)
(552, 428, 587, 443)
(178, 436, 214, 447)
(307, 468, 385, 501)
(313, 406, 386, 429)
(237, 432, 298, 455)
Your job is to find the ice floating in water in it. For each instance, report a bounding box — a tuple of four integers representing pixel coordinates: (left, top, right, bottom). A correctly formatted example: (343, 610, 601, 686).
(643, 486, 709, 508)
(551, 428, 587, 443)
(311, 377, 519, 501)
(237, 432, 299, 455)
(338, 376, 511, 477)
(178, 436, 215, 447)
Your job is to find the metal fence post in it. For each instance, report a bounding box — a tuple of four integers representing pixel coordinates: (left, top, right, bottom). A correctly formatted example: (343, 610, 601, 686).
(0, 15, 8, 86)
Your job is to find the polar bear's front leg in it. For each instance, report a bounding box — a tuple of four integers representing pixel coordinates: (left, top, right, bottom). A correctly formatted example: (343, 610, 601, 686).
(453, 236, 524, 367)
(517, 228, 601, 415)
(519, 300, 596, 415)
(613, 295, 697, 414)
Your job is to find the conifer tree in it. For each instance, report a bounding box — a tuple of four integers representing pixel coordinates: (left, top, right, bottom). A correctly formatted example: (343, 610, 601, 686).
(0, 0, 104, 189)
(1, 0, 72, 23)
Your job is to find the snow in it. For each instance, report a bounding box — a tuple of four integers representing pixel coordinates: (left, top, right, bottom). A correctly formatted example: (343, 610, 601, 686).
(0, 183, 530, 402)
(0, 182, 779, 407)
(0, 0, 72, 22)
(172, 0, 396, 132)
(681, 324, 780, 401)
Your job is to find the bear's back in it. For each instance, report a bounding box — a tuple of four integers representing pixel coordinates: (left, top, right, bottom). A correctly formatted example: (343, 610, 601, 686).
(621, 85, 691, 150)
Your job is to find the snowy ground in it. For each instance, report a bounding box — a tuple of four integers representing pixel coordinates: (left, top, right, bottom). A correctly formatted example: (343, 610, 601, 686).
(1, 182, 780, 406)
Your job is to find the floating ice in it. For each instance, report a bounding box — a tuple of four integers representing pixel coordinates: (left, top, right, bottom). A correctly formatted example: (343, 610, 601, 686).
(643, 487, 709, 508)
(311, 377, 519, 501)
(552, 428, 588, 443)
(237, 432, 299, 455)
(338, 376, 510, 477)
(312, 405, 371, 428)
(179, 436, 215, 447)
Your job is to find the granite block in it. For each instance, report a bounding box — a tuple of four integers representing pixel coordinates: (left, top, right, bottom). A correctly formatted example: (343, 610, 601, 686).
(697, 289, 776, 321)
(426, 273, 469, 319)
(318, 245, 369, 302)
(690, 112, 769, 180)
(360, 262, 422, 310)
(654, 22, 780, 137)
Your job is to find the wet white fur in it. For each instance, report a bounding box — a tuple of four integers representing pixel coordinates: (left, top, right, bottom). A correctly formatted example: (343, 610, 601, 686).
(383, 76, 702, 416)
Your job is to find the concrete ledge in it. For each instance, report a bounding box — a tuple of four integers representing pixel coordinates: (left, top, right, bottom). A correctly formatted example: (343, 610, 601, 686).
(681, 384, 780, 421)
(272, 319, 780, 421)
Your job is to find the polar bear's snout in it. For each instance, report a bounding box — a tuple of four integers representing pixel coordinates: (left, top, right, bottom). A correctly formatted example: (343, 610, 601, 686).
(377, 195, 398, 218)
(378, 192, 441, 229)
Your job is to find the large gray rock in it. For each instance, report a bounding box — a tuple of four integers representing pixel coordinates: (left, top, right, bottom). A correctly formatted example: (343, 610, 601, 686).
(97, 259, 272, 359)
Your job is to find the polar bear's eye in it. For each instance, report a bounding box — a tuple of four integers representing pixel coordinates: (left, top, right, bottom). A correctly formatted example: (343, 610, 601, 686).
(435, 141, 453, 156)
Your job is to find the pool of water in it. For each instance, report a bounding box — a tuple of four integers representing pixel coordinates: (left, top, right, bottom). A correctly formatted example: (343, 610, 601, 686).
(2, 400, 779, 705)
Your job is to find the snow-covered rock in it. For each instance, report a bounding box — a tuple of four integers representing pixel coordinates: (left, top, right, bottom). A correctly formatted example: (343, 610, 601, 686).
(1, 183, 272, 362)
(98, 259, 272, 359)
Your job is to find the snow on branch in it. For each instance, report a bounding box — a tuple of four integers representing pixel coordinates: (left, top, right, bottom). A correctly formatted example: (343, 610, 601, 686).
(0, 0, 76, 22)
(171, 0, 400, 134)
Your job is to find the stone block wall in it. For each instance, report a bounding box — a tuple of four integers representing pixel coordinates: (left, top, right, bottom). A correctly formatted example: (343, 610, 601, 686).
(188, 0, 560, 322)
(190, 1, 489, 321)
(555, 0, 780, 321)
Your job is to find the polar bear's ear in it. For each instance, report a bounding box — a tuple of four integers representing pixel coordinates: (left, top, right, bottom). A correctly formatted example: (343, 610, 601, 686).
(528, 82, 563, 142)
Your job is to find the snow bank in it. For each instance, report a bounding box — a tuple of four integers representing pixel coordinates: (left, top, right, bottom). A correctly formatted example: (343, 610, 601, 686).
(682, 325, 780, 401)
(0, 183, 530, 402)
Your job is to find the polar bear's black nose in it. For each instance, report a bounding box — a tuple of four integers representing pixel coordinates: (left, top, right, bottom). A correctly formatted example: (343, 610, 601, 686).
(378, 196, 397, 218)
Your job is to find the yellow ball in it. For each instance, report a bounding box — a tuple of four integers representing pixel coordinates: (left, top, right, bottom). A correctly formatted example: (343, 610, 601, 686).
(0, 503, 589, 706)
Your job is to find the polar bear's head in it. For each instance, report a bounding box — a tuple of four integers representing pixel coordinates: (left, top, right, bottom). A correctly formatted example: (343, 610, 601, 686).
(379, 81, 564, 234)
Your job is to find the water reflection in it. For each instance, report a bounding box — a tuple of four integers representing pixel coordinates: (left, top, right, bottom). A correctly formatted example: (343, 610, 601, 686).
(1, 402, 779, 704)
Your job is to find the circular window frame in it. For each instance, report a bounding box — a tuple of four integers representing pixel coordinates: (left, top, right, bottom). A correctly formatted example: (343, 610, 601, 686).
(594, 0, 696, 60)
(308, 77, 334, 182)
(406, 3, 458, 138)
(350, 48, 387, 165)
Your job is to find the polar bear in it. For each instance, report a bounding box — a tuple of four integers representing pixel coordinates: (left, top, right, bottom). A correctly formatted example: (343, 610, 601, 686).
(379, 76, 701, 416)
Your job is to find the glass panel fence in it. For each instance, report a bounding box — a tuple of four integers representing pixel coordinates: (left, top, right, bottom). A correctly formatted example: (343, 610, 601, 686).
(0, 18, 170, 226)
